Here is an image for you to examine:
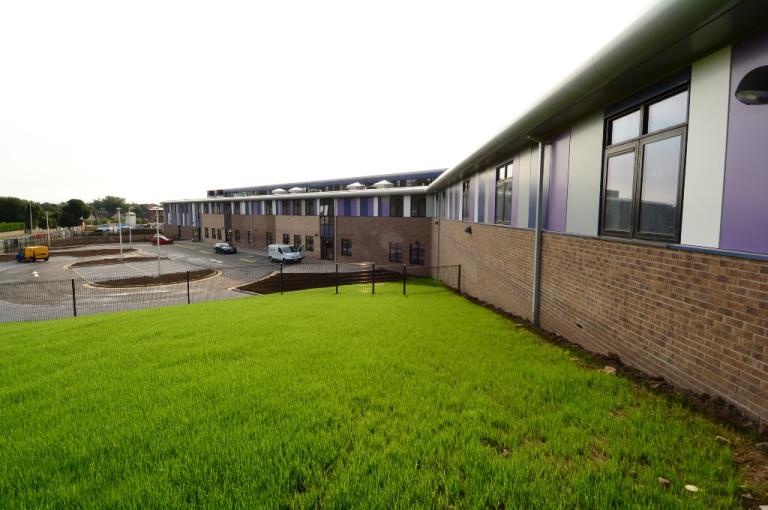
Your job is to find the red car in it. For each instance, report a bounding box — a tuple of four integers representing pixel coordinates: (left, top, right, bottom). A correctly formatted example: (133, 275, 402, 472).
(150, 234, 174, 245)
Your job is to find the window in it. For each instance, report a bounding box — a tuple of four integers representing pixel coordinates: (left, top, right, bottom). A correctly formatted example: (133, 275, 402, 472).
(264, 201, 273, 215)
(266, 232, 273, 245)
(390, 196, 403, 217)
(293, 200, 302, 216)
(247, 230, 251, 244)
(602, 88, 688, 241)
(282, 233, 290, 244)
(305, 199, 315, 216)
(235, 230, 240, 242)
(410, 196, 427, 217)
(410, 242, 425, 265)
(305, 235, 314, 252)
(204, 227, 209, 238)
(461, 180, 470, 221)
(217, 228, 222, 240)
(341, 238, 352, 256)
(495, 162, 514, 225)
(281, 201, 291, 215)
(389, 242, 402, 263)
(294, 234, 301, 247)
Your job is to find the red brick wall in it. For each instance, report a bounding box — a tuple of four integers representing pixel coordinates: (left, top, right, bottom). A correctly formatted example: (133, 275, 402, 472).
(436, 219, 768, 421)
(539, 233, 768, 422)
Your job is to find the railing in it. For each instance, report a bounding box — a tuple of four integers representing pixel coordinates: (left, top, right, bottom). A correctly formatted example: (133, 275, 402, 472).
(0, 263, 460, 323)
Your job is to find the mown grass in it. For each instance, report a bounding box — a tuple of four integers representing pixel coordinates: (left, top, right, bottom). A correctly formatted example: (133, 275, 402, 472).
(0, 284, 742, 508)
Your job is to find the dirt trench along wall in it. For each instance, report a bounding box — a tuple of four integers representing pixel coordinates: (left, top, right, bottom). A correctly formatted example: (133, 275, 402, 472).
(539, 232, 768, 422)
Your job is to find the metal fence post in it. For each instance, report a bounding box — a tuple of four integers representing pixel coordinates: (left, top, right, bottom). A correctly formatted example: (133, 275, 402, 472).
(371, 262, 376, 295)
(457, 264, 462, 293)
(71, 279, 77, 317)
(335, 262, 339, 294)
(186, 271, 191, 304)
(280, 261, 284, 295)
(403, 264, 407, 295)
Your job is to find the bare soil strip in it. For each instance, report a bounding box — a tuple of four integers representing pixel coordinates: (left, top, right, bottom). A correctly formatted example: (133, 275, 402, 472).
(90, 269, 217, 288)
(70, 256, 167, 268)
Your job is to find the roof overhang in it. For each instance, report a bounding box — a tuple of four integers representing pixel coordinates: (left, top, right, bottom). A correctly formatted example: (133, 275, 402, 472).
(429, 0, 768, 192)
(162, 186, 430, 205)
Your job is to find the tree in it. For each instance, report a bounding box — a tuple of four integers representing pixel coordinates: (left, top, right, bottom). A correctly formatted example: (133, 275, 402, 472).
(59, 199, 91, 227)
(0, 197, 27, 223)
(92, 196, 126, 217)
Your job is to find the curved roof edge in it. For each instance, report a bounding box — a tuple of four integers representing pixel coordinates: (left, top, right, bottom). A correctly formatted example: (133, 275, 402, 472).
(429, 0, 768, 192)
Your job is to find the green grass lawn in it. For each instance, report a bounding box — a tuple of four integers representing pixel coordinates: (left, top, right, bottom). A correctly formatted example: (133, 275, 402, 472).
(0, 285, 743, 508)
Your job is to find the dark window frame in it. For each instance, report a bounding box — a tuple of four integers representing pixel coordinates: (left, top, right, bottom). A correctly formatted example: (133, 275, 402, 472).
(388, 242, 402, 263)
(235, 229, 240, 242)
(294, 234, 302, 248)
(266, 231, 273, 245)
(409, 241, 425, 265)
(600, 86, 690, 243)
(461, 180, 470, 221)
(389, 196, 404, 217)
(305, 235, 314, 252)
(410, 195, 427, 217)
(341, 238, 352, 256)
(495, 160, 514, 225)
(282, 233, 290, 244)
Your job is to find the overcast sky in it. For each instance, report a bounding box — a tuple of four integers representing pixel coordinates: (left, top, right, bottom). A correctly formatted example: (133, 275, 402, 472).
(0, 0, 657, 204)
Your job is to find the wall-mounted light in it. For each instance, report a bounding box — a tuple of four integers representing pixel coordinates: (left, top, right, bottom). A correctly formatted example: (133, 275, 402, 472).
(735, 65, 768, 105)
(464, 226, 472, 234)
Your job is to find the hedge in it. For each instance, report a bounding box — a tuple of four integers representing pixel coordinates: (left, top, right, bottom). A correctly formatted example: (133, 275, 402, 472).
(0, 222, 26, 233)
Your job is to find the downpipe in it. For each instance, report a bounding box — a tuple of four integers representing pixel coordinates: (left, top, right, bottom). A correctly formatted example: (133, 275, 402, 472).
(531, 139, 546, 327)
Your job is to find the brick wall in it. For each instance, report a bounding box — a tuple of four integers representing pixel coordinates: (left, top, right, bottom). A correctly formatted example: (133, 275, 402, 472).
(436, 220, 534, 320)
(230, 215, 276, 252)
(274, 216, 322, 260)
(539, 232, 768, 422)
(163, 224, 198, 241)
(435, 219, 767, 421)
(200, 214, 224, 242)
(336, 217, 433, 266)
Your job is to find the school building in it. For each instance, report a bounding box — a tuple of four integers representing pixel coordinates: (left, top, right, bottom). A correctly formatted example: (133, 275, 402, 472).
(163, 1, 768, 423)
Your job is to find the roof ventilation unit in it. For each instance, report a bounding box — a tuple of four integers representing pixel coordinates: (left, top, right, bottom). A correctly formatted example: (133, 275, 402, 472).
(272, 188, 287, 195)
(288, 187, 306, 194)
(346, 182, 366, 191)
(372, 180, 393, 189)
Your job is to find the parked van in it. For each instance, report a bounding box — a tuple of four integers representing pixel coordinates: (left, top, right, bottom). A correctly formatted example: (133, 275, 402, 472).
(16, 245, 49, 262)
(268, 244, 304, 263)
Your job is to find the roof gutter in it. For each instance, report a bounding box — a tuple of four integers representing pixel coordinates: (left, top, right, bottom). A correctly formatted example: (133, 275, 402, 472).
(428, 0, 757, 192)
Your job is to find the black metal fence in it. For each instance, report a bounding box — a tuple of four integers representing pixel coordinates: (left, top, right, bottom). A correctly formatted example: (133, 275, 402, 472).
(0, 263, 460, 323)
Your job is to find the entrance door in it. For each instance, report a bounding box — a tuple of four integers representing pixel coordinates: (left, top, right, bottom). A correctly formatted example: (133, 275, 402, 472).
(321, 237, 334, 261)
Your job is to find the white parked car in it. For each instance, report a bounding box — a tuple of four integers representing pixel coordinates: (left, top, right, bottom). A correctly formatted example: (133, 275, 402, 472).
(268, 244, 304, 263)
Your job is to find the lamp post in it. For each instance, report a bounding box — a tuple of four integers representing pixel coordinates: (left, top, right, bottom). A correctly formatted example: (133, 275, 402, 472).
(127, 207, 133, 249)
(45, 211, 51, 246)
(152, 207, 162, 277)
(116, 207, 124, 260)
(28, 202, 34, 235)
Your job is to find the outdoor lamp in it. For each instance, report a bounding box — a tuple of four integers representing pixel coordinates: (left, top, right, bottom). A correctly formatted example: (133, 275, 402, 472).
(735, 65, 768, 105)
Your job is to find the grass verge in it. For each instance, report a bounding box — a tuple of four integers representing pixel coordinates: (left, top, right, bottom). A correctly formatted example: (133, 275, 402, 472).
(0, 286, 751, 508)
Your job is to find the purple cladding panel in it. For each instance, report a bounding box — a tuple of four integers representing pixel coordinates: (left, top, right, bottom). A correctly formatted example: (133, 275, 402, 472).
(380, 197, 390, 217)
(547, 131, 570, 232)
(721, 30, 768, 254)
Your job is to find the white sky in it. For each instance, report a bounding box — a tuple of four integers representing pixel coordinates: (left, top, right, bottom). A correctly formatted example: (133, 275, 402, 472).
(0, 0, 657, 204)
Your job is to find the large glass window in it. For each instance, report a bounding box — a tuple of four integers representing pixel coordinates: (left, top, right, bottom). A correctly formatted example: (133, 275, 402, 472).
(305, 199, 315, 216)
(461, 180, 470, 221)
(305, 235, 314, 252)
(341, 238, 352, 256)
(410, 196, 427, 217)
(495, 162, 513, 225)
(601, 88, 688, 242)
(390, 196, 403, 217)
